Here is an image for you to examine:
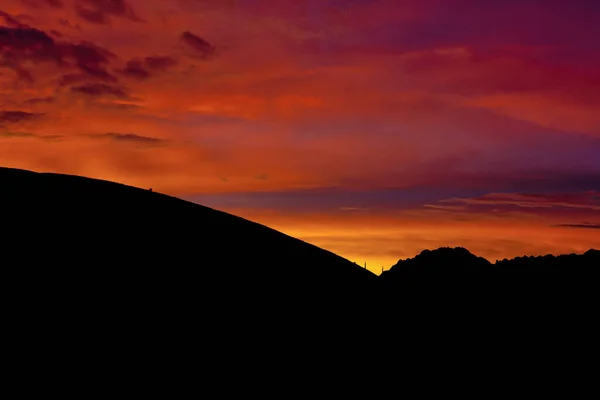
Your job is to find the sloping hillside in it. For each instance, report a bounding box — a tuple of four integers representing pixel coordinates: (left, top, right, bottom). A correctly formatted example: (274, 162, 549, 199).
(1, 167, 377, 316)
(1, 167, 387, 385)
(2, 167, 597, 385)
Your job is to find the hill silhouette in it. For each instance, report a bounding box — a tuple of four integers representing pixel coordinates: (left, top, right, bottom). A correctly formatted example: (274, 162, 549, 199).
(2, 167, 598, 387)
(2, 166, 386, 380)
(381, 246, 599, 281)
(1, 167, 377, 307)
(380, 246, 599, 287)
(385, 247, 494, 274)
(379, 246, 599, 321)
(3, 166, 597, 306)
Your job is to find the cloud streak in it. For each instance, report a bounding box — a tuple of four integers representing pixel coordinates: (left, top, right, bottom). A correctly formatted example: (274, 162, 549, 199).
(554, 223, 600, 230)
(70, 83, 129, 97)
(86, 132, 166, 146)
(440, 192, 600, 211)
(0, 110, 43, 123)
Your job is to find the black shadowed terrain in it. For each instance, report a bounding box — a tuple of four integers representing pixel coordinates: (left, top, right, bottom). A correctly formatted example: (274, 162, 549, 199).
(381, 246, 599, 298)
(2, 166, 599, 386)
(0, 167, 377, 309)
(2, 166, 383, 377)
(3, 166, 598, 313)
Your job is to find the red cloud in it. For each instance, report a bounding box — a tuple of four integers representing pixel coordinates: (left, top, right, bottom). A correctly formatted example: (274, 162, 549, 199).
(20, 0, 63, 8)
(75, 0, 142, 24)
(180, 31, 216, 59)
(144, 56, 177, 70)
(117, 56, 178, 80)
(70, 83, 129, 98)
(1, 18, 116, 82)
(0, 110, 43, 123)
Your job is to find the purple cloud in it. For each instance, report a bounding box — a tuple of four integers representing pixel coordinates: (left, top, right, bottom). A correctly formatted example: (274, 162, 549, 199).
(118, 59, 150, 79)
(87, 132, 164, 144)
(75, 0, 142, 25)
(0, 18, 116, 82)
(117, 56, 178, 79)
(70, 83, 129, 98)
(0, 110, 43, 123)
(554, 223, 600, 230)
(180, 31, 216, 59)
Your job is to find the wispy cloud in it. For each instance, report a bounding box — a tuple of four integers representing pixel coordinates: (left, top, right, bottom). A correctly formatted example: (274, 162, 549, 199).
(84, 132, 167, 147)
(554, 223, 600, 230)
(0, 131, 63, 141)
(441, 192, 600, 211)
(70, 83, 129, 98)
(0, 110, 43, 123)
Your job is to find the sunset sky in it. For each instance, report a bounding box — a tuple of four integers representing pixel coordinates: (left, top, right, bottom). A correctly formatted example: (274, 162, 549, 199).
(1, 0, 599, 272)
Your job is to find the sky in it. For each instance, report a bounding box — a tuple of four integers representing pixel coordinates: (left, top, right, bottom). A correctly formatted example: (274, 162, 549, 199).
(1, 0, 599, 272)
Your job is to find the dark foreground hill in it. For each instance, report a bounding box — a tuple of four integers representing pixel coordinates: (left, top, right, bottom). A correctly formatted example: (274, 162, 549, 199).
(3, 166, 598, 308)
(2, 167, 598, 390)
(0, 167, 377, 308)
(2, 166, 386, 382)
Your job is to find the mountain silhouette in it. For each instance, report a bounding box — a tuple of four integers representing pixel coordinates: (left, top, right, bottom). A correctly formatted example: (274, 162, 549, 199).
(381, 246, 599, 279)
(380, 246, 599, 289)
(378, 246, 599, 322)
(384, 247, 493, 274)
